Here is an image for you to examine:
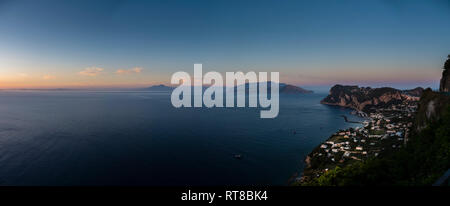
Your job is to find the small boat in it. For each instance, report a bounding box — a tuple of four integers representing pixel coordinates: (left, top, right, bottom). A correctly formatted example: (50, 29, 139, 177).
(233, 154, 243, 160)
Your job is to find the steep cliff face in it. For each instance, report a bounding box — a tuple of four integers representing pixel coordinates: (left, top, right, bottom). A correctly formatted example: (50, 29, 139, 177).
(439, 55, 450, 92)
(417, 55, 450, 129)
(321, 85, 422, 112)
(415, 89, 450, 131)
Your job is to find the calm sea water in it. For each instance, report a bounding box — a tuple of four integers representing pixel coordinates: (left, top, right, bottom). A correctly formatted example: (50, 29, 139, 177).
(0, 91, 363, 186)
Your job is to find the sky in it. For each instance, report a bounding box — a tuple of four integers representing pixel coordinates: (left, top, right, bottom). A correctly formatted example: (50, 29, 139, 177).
(0, 0, 449, 89)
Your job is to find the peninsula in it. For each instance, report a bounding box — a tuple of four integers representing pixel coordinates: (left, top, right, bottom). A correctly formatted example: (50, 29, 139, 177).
(296, 55, 450, 186)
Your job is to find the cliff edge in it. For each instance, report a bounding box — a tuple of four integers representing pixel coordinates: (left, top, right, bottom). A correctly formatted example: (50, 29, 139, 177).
(439, 55, 450, 92)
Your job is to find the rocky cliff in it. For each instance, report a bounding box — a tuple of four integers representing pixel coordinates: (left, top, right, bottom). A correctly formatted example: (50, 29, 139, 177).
(415, 88, 450, 131)
(440, 55, 450, 92)
(321, 85, 423, 112)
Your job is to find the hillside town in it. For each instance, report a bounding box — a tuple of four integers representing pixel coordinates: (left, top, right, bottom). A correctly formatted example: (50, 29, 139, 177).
(298, 99, 419, 182)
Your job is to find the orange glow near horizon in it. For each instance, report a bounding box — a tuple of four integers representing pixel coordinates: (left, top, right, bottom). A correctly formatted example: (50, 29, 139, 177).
(0, 67, 442, 89)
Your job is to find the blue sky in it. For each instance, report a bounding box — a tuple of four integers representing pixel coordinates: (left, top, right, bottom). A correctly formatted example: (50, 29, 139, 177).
(0, 0, 449, 89)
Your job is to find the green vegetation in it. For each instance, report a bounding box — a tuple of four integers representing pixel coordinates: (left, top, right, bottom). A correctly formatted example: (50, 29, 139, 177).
(370, 129, 385, 135)
(329, 135, 346, 142)
(301, 104, 450, 186)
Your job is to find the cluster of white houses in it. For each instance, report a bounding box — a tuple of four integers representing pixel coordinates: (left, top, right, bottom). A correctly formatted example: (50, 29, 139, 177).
(298, 96, 421, 182)
(312, 100, 418, 167)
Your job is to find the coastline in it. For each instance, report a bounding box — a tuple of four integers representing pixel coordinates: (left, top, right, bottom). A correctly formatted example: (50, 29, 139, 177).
(340, 115, 363, 124)
(294, 111, 365, 184)
(295, 96, 418, 185)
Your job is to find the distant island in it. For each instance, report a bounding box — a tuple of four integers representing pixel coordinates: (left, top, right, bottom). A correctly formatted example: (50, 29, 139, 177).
(147, 82, 314, 94)
(280, 84, 313, 94)
(234, 82, 313, 94)
(144, 84, 175, 91)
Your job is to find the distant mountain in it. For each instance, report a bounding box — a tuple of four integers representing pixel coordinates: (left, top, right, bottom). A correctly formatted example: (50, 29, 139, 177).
(234, 82, 313, 94)
(321, 84, 423, 112)
(145, 84, 174, 91)
(280, 84, 313, 94)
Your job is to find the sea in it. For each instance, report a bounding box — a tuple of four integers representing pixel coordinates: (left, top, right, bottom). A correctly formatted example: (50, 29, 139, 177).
(0, 91, 364, 186)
